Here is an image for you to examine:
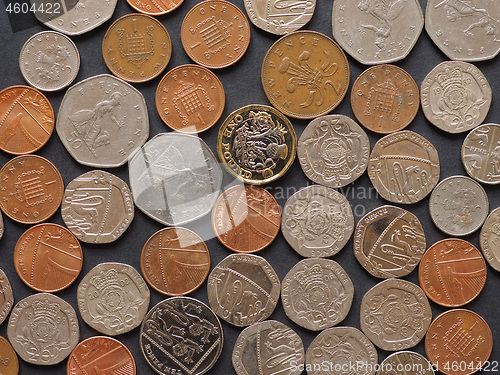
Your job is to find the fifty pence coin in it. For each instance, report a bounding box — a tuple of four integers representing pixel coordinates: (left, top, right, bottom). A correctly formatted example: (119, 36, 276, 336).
(61, 170, 134, 244)
(298, 114, 370, 188)
(7, 293, 79, 365)
(0, 269, 13, 325)
(129, 132, 223, 226)
(462, 124, 500, 184)
(281, 185, 354, 258)
(480, 207, 500, 272)
(281, 258, 354, 331)
(377, 351, 434, 375)
(0, 336, 18, 375)
(78, 263, 150, 336)
(126, 0, 183, 15)
(233, 320, 304, 375)
(360, 279, 432, 351)
(140, 296, 223, 375)
(429, 175, 488, 236)
(207, 253, 280, 327)
(421, 61, 492, 134)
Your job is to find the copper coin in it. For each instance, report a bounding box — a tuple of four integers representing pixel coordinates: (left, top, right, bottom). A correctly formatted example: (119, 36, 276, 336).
(103, 14, 172, 83)
(181, 0, 251, 69)
(212, 185, 280, 253)
(0, 155, 64, 224)
(351, 65, 419, 134)
(425, 309, 493, 375)
(418, 239, 487, 307)
(0, 336, 18, 375)
(0, 86, 54, 155)
(14, 223, 82, 292)
(67, 336, 136, 375)
(262, 30, 349, 119)
(141, 227, 210, 296)
(125, 0, 183, 16)
(156, 64, 225, 133)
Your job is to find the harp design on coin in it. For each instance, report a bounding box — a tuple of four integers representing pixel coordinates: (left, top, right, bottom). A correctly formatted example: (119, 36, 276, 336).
(117, 20, 155, 68)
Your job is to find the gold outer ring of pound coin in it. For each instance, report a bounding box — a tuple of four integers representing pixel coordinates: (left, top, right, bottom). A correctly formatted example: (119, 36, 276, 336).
(125, 0, 183, 16)
(217, 104, 297, 185)
(262, 30, 350, 119)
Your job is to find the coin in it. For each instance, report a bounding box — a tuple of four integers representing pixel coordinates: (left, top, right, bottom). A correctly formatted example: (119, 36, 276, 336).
(0, 211, 3, 240)
(67, 336, 136, 375)
(181, 0, 251, 69)
(360, 279, 432, 351)
(217, 104, 297, 185)
(103, 14, 172, 83)
(19, 31, 80, 92)
(305, 326, 378, 375)
(232, 320, 304, 375)
(354, 205, 426, 279)
(421, 61, 492, 134)
(129, 132, 223, 226)
(419, 238, 487, 307)
(244, 0, 315, 35)
(212, 185, 281, 253)
(480, 207, 500, 272)
(425, 0, 500, 62)
(141, 227, 210, 296)
(140, 296, 223, 375)
(377, 351, 434, 375)
(0, 269, 13, 326)
(61, 170, 134, 244)
(429, 175, 488, 236)
(7, 293, 79, 365)
(462, 124, 500, 184)
(297, 114, 370, 188)
(281, 258, 354, 331)
(125, 0, 183, 15)
(0, 86, 54, 155)
(156, 64, 225, 134)
(351, 65, 419, 134)
(0, 336, 18, 375)
(56, 74, 149, 168)
(425, 309, 492, 375)
(0, 155, 63, 224)
(78, 262, 150, 336)
(332, 0, 424, 65)
(368, 131, 440, 204)
(281, 185, 354, 258)
(262, 30, 349, 119)
(207, 253, 280, 327)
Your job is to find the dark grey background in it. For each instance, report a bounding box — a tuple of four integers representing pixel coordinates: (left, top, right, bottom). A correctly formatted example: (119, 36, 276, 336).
(0, 0, 499, 373)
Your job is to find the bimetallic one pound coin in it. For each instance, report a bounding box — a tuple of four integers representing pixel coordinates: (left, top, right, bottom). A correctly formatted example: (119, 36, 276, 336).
(126, 0, 183, 15)
(377, 351, 434, 375)
(480, 207, 500, 272)
(0, 336, 18, 375)
(462, 124, 500, 184)
(0, 269, 13, 326)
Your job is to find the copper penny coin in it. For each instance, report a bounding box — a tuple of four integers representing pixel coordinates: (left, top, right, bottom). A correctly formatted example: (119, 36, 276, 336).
(212, 185, 281, 253)
(0, 155, 64, 224)
(141, 227, 210, 296)
(0, 269, 14, 325)
(419, 239, 487, 307)
(0, 86, 54, 155)
(181, 0, 251, 69)
(67, 336, 136, 375)
(0, 336, 18, 375)
(351, 65, 419, 134)
(103, 14, 172, 83)
(14, 223, 83, 292)
(262, 30, 349, 119)
(156, 64, 225, 134)
(425, 309, 493, 375)
(126, 0, 183, 15)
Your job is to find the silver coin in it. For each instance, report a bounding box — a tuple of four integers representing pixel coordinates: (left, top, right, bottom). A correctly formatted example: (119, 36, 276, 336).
(233, 320, 305, 375)
(377, 351, 434, 375)
(62, 170, 134, 243)
(0, 269, 13, 325)
(462, 124, 500, 184)
(7, 293, 79, 365)
(298, 114, 370, 188)
(429, 175, 488, 236)
(129, 132, 223, 226)
(281, 258, 354, 331)
(360, 279, 432, 351)
(207, 253, 280, 327)
(332, 0, 424, 65)
(421, 61, 492, 134)
(56, 74, 149, 168)
(140, 296, 223, 375)
(305, 326, 377, 375)
(19, 31, 80, 92)
(425, 0, 500, 62)
(77, 262, 150, 336)
(244, 0, 315, 35)
(281, 185, 354, 258)
(480, 207, 500, 272)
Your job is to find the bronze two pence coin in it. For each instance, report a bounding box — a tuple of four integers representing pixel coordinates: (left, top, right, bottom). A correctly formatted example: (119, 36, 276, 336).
(0, 336, 18, 375)
(126, 0, 183, 16)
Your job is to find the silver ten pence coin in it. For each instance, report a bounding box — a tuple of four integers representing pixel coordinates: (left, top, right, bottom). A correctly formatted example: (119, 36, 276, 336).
(480, 207, 500, 272)
(0, 269, 13, 325)
(421, 61, 492, 134)
(462, 124, 500, 184)
(298, 114, 370, 188)
(56, 74, 149, 168)
(77, 262, 150, 336)
(377, 351, 435, 375)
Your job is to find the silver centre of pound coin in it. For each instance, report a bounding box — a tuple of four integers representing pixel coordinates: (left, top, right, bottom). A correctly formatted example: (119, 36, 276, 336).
(0, 269, 13, 325)
(480, 207, 500, 272)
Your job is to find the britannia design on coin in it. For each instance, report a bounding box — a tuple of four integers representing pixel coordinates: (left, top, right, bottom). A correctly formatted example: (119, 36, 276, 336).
(0, 269, 13, 326)
(377, 351, 435, 375)
(480, 207, 500, 272)
(462, 124, 500, 184)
